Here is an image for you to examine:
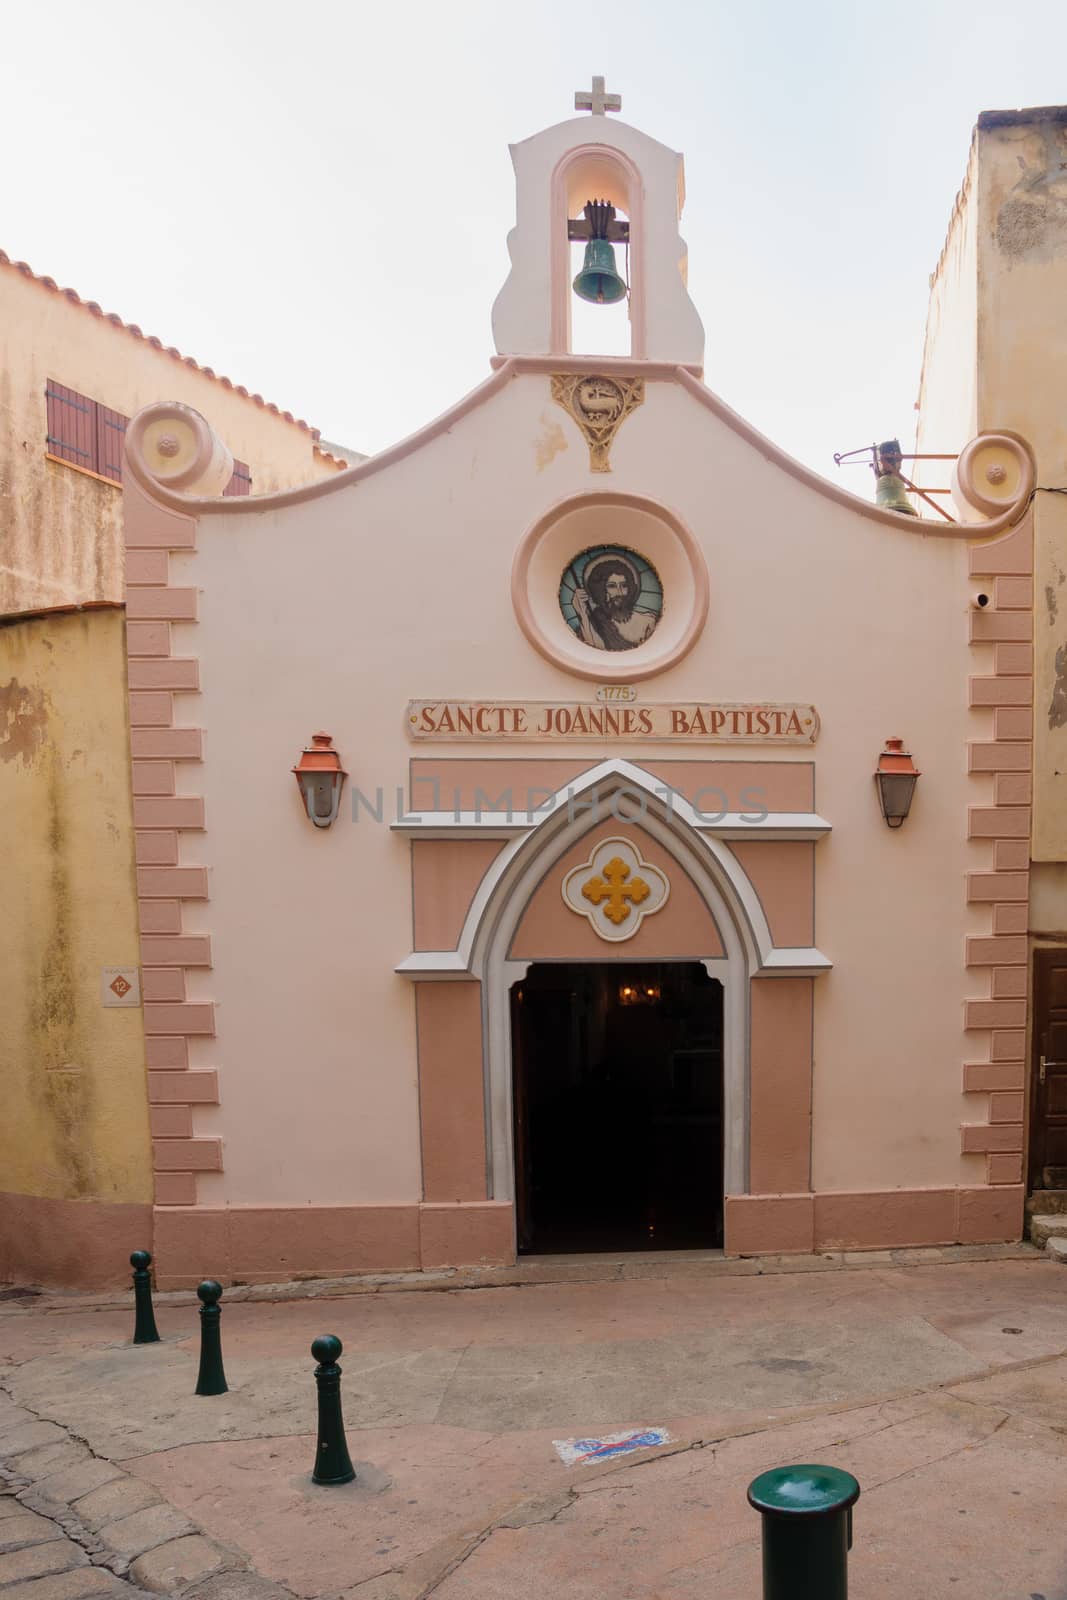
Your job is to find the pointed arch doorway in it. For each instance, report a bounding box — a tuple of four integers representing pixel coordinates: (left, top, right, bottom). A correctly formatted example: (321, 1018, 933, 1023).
(397, 758, 831, 1265)
(511, 959, 724, 1254)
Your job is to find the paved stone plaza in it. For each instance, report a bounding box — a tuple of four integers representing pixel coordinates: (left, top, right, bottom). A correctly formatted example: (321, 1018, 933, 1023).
(2, 1248, 1066, 1599)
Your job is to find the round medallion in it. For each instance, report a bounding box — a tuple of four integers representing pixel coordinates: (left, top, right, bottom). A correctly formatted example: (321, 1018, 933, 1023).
(513, 492, 708, 683)
(559, 545, 664, 653)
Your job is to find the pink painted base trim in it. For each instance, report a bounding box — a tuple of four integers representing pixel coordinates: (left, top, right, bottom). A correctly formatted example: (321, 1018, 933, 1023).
(0, 1193, 153, 1289)
(725, 1185, 1025, 1256)
(151, 1201, 514, 1289)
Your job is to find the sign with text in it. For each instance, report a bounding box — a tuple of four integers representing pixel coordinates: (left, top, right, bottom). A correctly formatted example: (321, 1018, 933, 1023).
(406, 701, 819, 744)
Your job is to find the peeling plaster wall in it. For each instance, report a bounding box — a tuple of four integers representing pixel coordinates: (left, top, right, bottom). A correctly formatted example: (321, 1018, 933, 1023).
(917, 109, 1067, 927)
(977, 114, 1067, 883)
(0, 610, 152, 1212)
(0, 265, 341, 617)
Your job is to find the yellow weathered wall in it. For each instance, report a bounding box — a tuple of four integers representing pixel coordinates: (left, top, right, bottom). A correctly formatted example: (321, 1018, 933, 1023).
(0, 261, 341, 616)
(0, 609, 151, 1206)
(917, 108, 1067, 928)
(975, 115, 1067, 876)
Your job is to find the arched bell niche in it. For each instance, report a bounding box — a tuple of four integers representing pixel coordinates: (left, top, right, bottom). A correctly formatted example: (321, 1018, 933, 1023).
(552, 145, 645, 359)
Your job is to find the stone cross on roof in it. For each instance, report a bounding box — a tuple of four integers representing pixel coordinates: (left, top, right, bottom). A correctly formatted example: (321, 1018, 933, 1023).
(575, 76, 621, 116)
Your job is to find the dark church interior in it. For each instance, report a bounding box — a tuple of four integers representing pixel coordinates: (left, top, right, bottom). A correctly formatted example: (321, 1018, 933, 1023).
(511, 962, 724, 1254)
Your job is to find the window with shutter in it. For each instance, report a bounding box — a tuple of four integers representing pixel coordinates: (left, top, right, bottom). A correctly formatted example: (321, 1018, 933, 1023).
(224, 460, 252, 496)
(46, 381, 128, 482)
(46, 383, 97, 470)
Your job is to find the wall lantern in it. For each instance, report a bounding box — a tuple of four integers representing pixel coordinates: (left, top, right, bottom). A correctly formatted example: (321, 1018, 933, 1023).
(292, 733, 347, 828)
(874, 737, 920, 828)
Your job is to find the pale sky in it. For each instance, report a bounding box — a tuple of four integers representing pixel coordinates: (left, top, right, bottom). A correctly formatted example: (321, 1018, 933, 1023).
(4, 1, 1067, 486)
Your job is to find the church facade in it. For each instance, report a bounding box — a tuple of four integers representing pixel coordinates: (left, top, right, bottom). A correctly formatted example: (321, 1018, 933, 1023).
(103, 89, 1036, 1287)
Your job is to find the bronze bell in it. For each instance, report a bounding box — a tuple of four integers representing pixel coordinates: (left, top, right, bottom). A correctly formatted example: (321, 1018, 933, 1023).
(573, 200, 628, 305)
(874, 439, 917, 516)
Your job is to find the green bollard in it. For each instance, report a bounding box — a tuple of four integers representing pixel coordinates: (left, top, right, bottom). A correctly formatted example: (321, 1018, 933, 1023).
(194, 1280, 228, 1396)
(747, 1464, 860, 1600)
(130, 1251, 160, 1345)
(311, 1336, 356, 1485)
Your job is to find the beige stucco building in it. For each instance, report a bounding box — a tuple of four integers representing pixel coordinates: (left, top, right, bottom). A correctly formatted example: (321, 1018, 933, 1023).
(916, 104, 1067, 1207)
(0, 253, 344, 1285)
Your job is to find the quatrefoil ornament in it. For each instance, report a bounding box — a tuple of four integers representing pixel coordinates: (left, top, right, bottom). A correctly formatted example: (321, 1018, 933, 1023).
(561, 837, 670, 942)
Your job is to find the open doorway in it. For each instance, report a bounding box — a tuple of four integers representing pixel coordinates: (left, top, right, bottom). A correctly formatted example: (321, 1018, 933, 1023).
(511, 962, 723, 1254)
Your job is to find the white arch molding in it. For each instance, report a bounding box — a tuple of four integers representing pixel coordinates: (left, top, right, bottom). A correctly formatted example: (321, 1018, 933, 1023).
(394, 760, 831, 1211)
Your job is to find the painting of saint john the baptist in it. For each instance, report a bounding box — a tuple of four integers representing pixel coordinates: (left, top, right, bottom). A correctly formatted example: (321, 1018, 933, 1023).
(561, 549, 663, 652)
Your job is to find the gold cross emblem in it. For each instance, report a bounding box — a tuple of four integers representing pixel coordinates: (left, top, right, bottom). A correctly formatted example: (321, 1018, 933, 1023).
(581, 856, 650, 926)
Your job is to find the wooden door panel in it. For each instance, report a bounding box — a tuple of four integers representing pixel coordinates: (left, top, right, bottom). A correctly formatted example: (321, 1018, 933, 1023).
(1031, 949, 1067, 1190)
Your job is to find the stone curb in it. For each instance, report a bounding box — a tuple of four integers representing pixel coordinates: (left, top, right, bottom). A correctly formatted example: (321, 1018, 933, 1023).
(0, 1395, 292, 1600)
(0, 1240, 1042, 1315)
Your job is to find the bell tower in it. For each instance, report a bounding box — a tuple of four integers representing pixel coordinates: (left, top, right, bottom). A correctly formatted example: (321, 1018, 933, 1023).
(491, 78, 706, 370)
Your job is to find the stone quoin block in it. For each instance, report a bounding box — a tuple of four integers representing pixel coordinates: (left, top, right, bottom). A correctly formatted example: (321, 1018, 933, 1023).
(966, 934, 1027, 966)
(991, 966, 1028, 998)
(130, 729, 202, 761)
(141, 969, 185, 1002)
(143, 1002, 215, 1036)
(993, 773, 1032, 806)
(139, 901, 183, 935)
(127, 657, 200, 692)
(144, 1037, 188, 1069)
(125, 586, 198, 622)
(131, 762, 176, 796)
(964, 998, 1027, 1031)
(989, 1091, 1025, 1123)
(126, 621, 171, 657)
(137, 867, 208, 899)
(967, 806, 1031, 839)
(994, 575, 1032, 609)
(128, 692, 173, 727)
(133, 797, 205, 830)
(968, 740, 1032, 772)
(124, 549, 170, 586)
(140, 934, 212, 966)
(993, 706, 1033, 740)
(994, 642, 1032, 675)
(993, 903, 1029, 934)
(154, 1173, 197, 1206)
(963, 1061, 1024, 1092)
(149, 1105, 194, 1139)
(968, 676, 1032, 707)
(986, 1154, 1025, 1185)
(148, 1070, 219, 1104)
(961, 1122, 1023, 1154)
(967, 871, 1029, 903)
(152, 1138, 223, 1172)
(135, 832, 179, 866)
(969, 609, 1033, 643)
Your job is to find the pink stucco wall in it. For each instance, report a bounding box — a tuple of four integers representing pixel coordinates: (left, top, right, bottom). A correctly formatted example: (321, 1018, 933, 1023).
(153, 367, 995, 1219)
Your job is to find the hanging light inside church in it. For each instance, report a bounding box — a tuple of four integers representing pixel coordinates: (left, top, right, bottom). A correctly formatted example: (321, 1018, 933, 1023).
(292, 732, 347, 828)
(572, 199, 629, 305)
(874, 737, 921, 828)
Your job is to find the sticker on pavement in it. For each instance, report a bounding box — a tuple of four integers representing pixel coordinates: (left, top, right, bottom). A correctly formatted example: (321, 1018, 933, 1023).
(553, 1427, 672, 1466)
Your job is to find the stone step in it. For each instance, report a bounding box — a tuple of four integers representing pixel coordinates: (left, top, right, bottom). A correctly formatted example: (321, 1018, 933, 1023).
(1048, 1237, 1067, 1265)
(1029, 1214, 1067, 1245)
(1026, 1189, 1067, 1217)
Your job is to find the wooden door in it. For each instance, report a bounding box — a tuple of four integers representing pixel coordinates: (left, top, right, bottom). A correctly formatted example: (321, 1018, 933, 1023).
(1030, 949, 1067, 1190)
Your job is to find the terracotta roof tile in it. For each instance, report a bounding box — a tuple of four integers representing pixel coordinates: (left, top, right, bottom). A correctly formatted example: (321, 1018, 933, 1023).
(1, 248, 321, 440)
